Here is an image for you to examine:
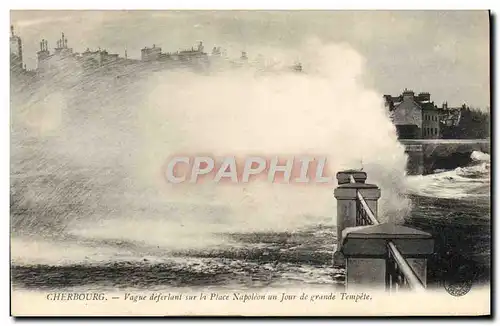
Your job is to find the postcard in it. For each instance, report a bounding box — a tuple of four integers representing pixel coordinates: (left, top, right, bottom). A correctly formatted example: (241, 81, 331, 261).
(10, 10, 491, 316)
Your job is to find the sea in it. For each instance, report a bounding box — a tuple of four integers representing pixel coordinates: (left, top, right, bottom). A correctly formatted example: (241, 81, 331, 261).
(10, 151, 490, 291)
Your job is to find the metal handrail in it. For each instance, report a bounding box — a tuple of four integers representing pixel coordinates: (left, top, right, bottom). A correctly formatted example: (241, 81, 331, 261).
(349, 175, 377, 224)
(349, 174, 426, 292)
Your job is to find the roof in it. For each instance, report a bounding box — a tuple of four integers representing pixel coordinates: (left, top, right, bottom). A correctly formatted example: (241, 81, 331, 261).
(394, 98, 422, 111)
(420, 102, 438, 111)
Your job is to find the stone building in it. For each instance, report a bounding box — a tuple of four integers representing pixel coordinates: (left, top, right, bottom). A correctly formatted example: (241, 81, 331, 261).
(10, 25, 23, 73)
(36, 32, 76, 73)
(141, 44, 163, 61)
(81, 48, 120, 68)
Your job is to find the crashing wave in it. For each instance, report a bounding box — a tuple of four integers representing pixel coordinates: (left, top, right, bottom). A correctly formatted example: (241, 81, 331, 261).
(471, 150, 490, 163)
(455, 162, 490, 179)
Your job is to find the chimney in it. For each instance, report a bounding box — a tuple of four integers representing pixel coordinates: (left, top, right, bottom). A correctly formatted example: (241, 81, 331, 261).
(402, 89, 415, 100)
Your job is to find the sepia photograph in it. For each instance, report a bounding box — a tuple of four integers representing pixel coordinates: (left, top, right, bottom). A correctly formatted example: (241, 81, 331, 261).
(9, 9, 491, 316)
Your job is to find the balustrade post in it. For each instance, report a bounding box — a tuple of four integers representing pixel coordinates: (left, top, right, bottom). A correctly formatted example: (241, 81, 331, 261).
(333, 184, 357, 249)
(334, 170, 380, 247)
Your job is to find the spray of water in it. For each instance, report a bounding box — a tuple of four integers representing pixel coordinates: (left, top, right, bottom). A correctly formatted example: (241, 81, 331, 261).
(11, 39, 410, 254)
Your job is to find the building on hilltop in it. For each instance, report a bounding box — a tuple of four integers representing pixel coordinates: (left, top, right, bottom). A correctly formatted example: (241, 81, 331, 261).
(10, 26, 36, 85)
(36, 32, 78, 73)
(176, 41, 207, 62)
(80, 47, 120, 69)
(292, 62, 302, 72)
(141, 44, 163, 61)
(22, 31, 304, 80)
(212, 46, 222, 56)
(36, 32, 126, 74)
(384, 89, 441, 139)
(141, 41, 208, 63)
(10, 25, 24, 73)
(53, 32, 73, 57)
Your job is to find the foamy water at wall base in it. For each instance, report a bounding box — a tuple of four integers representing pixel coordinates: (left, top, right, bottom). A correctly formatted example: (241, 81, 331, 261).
(406, 151, 490, 200)
(10, 41, 490, 291)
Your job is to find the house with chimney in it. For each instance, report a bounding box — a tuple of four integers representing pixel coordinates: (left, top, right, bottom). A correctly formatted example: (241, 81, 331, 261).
(384, 89, 442, 139)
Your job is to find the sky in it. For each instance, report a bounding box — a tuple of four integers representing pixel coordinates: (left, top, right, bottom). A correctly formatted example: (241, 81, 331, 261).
(10, 10, 490, 108)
